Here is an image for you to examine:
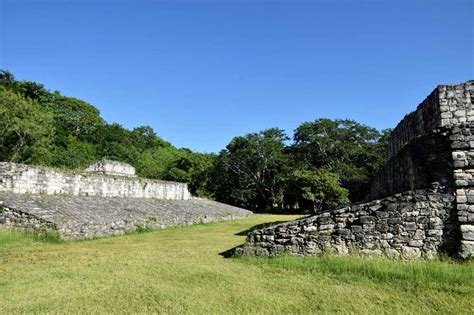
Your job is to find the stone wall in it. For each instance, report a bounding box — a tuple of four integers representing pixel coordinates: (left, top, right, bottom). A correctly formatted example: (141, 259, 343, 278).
(0, 161, 253, 240)
(386, 81, 474, 159)
(370, 130, 453, 199)
(371, 81, 473, 199)
(0, 192, 252, 240)
(86, 159, 137, 177)
(450, 124, 474, 257)
(0, 162, 191, 200)
(236, 190, 458, 259)
(238, 81, 474, 259)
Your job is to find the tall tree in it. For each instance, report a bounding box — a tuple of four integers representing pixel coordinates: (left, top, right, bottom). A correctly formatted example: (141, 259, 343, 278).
(286, 169, 349, 213)
(0, 88, 55, 164)
(212, 128, 290, 211)
(290, 118, 388, 201)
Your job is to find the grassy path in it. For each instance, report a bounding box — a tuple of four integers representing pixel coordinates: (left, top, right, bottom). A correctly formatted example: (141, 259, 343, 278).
(0, 214, 472, 314)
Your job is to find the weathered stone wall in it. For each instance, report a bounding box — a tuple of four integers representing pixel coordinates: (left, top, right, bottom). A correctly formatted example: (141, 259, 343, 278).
(86, 159, 137, 177)
(450, 124, 474, 257)
(370, 130, 453, 199)
(386, 81, 474, 160)
(0, 162, 191, 200)
(368, 81, 474, 258)
(237, 190, 458, 259)
(0, 161, 253, 240)
(238, 81, 474, 259)
(0, 192, 252, 240)
(371, 81, 473, 199)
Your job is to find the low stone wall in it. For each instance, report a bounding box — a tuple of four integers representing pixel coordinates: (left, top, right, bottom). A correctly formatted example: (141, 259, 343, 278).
(0, 192, 252, 240)
(236, 190, 458, 259)
(0, 162, 191, 200)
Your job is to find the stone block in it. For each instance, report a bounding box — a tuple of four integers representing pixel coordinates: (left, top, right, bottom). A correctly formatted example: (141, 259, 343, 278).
(319, 224, 334, 231)
(360, 216, 375, 224)
(457, 195, 467, 203)
(401, 246, 421, 259)
(460, 225, 474, 241)
(460, 240, 474, 259)
(408, 240, 424, 247)
(404, 222, 417, 231)
(413, 230, 425, 240)
(427, 229, 443, 237)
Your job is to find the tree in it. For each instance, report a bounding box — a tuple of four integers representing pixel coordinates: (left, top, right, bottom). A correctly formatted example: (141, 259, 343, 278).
(94, 123, 140, 164)
(287, 169, 349, 213)
(51, 136, 98, 169)
(0, 70, 15, 85)
(46, 95, 105, 141)
(131, 126, 171, 152)
(212, 128, 290, 211)
(0, 88, 55, 165)
(290, 118, 387, 201)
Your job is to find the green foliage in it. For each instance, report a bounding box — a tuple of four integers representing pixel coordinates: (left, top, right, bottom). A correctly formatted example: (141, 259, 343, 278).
(51, 136, 98, 169)
(46, 95, 105, 140)
(135, 146, 177, 179)
(0, 70, 390, 212)
(291, 118, 388, 201)
(287, 169, 349, 213)
(0, 88, 55, 165)
(211, 128, 290, 211)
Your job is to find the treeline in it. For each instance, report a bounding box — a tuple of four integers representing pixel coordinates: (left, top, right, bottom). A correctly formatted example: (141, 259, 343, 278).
(0, 70, 390, 213)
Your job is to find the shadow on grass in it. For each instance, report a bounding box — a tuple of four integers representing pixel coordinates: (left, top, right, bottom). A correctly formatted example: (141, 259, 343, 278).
(219, 246, 240, 258)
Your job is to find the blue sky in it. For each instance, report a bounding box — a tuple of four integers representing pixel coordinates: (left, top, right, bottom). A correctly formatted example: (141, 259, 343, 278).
(1, 0, 472, 153)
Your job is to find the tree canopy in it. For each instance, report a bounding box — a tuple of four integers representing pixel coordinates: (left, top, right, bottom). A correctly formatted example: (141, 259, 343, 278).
(0, 70, 390, 213)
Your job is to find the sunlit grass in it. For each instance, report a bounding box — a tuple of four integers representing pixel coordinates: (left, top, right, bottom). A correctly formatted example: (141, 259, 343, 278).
(0, 228, 63, 245)
(0, 214, 472, 314)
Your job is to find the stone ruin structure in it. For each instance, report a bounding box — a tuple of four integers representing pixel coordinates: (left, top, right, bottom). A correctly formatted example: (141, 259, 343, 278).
(237, 80, 474, 259)
(0, 160, 252, 239)
(86, 159, 137, 177)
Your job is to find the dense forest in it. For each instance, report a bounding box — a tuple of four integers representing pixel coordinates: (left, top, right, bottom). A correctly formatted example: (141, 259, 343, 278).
(0, 70, 390, 213)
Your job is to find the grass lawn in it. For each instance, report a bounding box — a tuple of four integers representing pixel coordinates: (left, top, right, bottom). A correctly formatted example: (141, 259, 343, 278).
(0, 214, 473, 314)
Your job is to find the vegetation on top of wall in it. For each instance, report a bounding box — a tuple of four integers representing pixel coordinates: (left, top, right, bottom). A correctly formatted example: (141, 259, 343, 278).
(0, 70, 390, 212)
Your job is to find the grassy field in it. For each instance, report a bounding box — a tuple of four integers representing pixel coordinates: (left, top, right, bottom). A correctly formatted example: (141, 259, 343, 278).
(0, 214, 473, 314)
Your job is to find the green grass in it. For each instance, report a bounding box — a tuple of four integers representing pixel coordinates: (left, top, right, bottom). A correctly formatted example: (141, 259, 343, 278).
(0, 214, 472, 314)
(0, 228, 63, 245)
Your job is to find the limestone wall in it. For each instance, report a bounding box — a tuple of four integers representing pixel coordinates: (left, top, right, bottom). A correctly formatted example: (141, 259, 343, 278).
(387, 81, 474, 159)
(0, 192, 252, 240)
(86, 159, 137, 177)
(371, 81, 473, 200)
(450, 124, 474, 257)
(236, 190, 458, 259)
(0, 162, 191, 200)
(370, 131, 453, 199)
(238, 81, 473, 259)
(369, 81, 474, 258)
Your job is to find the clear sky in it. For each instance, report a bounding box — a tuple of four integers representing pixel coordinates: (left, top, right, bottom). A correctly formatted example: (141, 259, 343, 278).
(1, 0, 472, 153)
